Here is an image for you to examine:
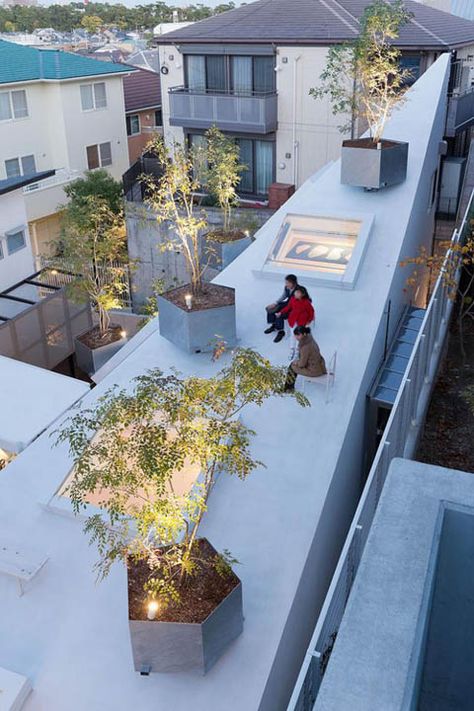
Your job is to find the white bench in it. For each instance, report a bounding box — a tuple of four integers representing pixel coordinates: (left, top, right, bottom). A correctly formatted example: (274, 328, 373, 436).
(298, 351, 337, 403)
(0, 546, 48, 596)
(0, 666, 32, 710)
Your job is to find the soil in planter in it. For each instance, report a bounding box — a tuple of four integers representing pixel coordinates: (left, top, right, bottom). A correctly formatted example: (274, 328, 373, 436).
(342, 138, 400, 149)
(163, 283, 235, 312)
(206, 229, 247, 244)
(128, 539, 240, 624)
(77, 323, 123, 350)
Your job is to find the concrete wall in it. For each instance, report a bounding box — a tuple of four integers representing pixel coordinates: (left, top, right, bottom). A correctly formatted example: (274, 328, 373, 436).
(261, 56, 450, 711)
(0, 190, 34, 291)
(126, 203, 273, 309)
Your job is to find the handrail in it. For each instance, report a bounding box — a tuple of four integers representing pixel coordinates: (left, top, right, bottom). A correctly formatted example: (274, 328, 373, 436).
(169, 84, 277, 98)
(287, 188, 474, 711)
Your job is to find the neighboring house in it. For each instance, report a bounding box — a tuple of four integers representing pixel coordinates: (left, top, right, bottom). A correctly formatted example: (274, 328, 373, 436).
(156, 0, 474, 200)
(0, 39, 134, 259)
(419, 0, 474, 20)
(127, 48, 160, 74)
(122, 66, 162, 164)
(0, 172, 53, 291)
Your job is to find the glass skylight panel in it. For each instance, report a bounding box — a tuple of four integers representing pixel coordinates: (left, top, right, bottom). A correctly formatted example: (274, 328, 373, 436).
(262, 212, 373, 288)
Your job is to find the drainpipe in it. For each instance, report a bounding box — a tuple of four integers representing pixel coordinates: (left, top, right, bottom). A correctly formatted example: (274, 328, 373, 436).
(292, 54, 301, 187)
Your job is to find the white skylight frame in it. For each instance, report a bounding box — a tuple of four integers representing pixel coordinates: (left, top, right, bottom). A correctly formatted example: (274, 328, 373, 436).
(257, 210, 375, 289)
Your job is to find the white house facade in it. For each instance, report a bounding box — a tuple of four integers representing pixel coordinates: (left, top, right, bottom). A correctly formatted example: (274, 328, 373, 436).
(0, 40, 133, 258)
(156, 0, 474, 201)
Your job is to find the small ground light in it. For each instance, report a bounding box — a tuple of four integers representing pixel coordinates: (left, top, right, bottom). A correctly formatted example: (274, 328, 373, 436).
(244, 230, 250, 237)
(50, 269, 58, 275)
(184, 293, 193, 310)
(120, 329, 127, 338)
(147, 600, 159, 620)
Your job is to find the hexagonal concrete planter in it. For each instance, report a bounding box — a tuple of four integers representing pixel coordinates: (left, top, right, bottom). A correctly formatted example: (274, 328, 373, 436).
(341, 138, 409, 190)
(157, 284, 237, 354)
(206, 233, 252, 271)
(128, 540, 244, 674)
(74, 327, 127, 376)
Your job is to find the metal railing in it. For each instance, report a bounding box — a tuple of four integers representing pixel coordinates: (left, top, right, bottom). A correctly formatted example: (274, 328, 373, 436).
(168, 85, 278, 134)
(23, 167, 81, 193)
(287, 189, 474, 711)
(37, 256, 133, 310)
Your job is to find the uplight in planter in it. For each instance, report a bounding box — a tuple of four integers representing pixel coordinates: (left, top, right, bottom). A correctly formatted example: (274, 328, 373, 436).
(260, 212, 374, 289)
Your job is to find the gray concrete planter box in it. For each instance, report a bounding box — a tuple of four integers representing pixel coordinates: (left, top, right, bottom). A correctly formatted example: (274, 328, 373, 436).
(206, 234, 252, 270)
(128, 578, 243, 674)
(341, 138, 409, 190)
(74, 330, 127, 376)
(157, 284, 237, 354)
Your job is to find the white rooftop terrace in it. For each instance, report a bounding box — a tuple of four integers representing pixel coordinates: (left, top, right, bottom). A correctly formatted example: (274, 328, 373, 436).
(0, 356, 89, 454)
(0, 54, 450, 711)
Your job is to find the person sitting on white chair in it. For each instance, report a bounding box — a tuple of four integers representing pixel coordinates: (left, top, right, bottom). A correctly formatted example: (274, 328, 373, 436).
(283, 326, 326, 392)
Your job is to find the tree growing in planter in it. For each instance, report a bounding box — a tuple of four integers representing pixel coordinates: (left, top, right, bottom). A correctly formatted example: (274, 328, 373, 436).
(310, 0, 413, 143)
(56, 184, 128, 338)
(143, 136, 208, 296)
(205, 126, 244, 237)
(55, 348, 309, 609)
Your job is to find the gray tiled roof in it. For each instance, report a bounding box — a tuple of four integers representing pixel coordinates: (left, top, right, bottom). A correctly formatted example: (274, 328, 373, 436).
(157, 0, 474, 49)
(122, 66, 161, 112)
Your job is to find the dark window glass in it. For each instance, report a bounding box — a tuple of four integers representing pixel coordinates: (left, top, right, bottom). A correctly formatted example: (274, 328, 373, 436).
(400, 56, 420, 87)
(253, 56, 275, 93)
(86, 144, 99, 170)
(155, 109, 162, 126)
(236, 138, 253, 193)
(206, 56, 226, 92)
(126, 114, 140, 136)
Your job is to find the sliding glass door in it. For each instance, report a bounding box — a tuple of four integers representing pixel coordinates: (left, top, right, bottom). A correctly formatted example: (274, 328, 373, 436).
(185, 54, 275, 95)
(236, 137, 274, 196)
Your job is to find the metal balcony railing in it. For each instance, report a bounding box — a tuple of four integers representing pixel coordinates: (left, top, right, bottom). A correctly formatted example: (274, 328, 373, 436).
(446, 58, 474, 136)
(168, 86, 278, 134)
(23, 167, 81, 193)
(287, 189, 474, 711)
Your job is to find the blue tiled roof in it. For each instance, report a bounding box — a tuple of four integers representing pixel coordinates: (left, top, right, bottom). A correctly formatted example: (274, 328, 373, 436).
(0, 40, 132, 85)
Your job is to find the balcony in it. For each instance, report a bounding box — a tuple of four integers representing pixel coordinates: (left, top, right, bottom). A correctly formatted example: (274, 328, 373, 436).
(168, 86, 278, 135)
(446, 89, 474, 137)
(23, 168, 81, 222)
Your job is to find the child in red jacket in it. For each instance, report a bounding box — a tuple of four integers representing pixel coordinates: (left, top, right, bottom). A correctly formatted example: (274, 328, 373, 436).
(275, 286, 315, 344)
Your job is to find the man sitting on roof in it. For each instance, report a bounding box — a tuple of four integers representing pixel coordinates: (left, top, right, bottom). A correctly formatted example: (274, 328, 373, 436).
(264, 274, 298, 343)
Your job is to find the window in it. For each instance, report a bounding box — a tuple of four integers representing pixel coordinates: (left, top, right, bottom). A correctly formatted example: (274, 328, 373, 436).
(0, 241, 3, 260)
(236, 137, 274, 196)
(189, 133, 274, 196)
(155, 108, 162, 127)
(80, 82, 107, 111)
(185, 54, 275, 95)
(126, 114, 140, 136)
(400, 55, 421, 87)
(5, 154, 36, 178)
(6, 230, 26, 255)
(86, 142, 112, 169)
(0, 89, 28, 121)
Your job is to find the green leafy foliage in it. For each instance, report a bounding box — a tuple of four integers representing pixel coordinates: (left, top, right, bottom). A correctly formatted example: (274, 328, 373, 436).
(142, 136, 208, 295)
(55, 348, 309, 605)
(310, 0, 413, 143)
(55, 172, 127, 335)
(205, 126, 245, 233)
(0, 2, 236, 34)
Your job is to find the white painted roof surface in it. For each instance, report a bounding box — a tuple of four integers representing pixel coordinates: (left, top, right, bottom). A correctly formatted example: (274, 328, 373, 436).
(0, 356, 89, 453)
(0, 56, 449, 711)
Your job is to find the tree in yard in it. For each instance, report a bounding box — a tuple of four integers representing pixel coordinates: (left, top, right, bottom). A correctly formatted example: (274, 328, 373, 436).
(81, 13, 102, 34)
(205, 126, 244, 234)
(56, 348, 309, 606)
(401, 227, 474, 353)
(310, 0, 413, 143)
(142, 136, 208, 296)
(56, 173, 128, 337)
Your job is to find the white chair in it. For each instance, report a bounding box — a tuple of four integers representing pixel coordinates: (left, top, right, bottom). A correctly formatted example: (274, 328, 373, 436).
(0, 545, 48, 596)
(297, 350, 337, 403)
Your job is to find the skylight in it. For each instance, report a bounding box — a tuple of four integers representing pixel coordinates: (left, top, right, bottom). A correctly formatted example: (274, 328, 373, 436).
(261, 212, 374, 288)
